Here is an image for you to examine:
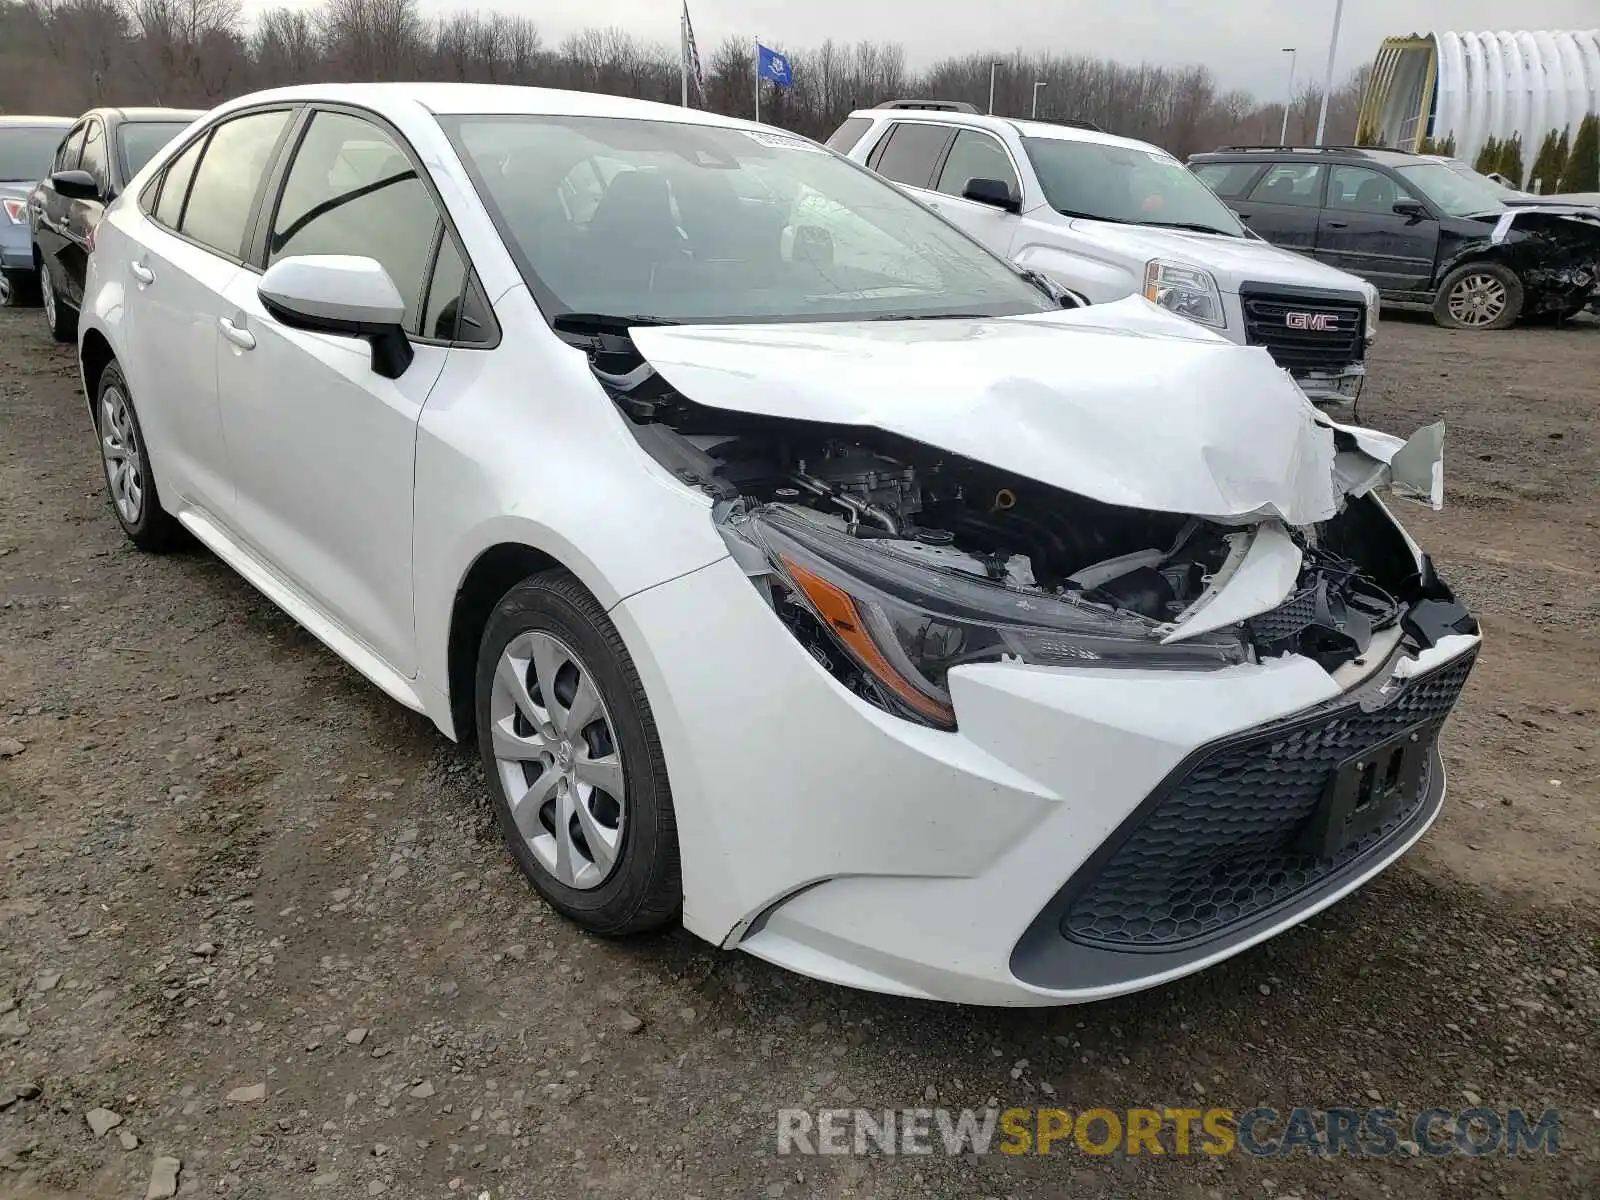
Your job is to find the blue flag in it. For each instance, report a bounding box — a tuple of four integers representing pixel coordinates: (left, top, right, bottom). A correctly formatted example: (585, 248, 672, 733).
(757, 43, 793, 88)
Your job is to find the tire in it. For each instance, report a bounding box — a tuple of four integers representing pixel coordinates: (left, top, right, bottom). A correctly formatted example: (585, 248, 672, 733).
(1432, 262, 1523, 330)
(475, 569, 681, 935)
(1, 268, 39, 308)
(39, 256, 77, 342)
(94, 362, 183, 552)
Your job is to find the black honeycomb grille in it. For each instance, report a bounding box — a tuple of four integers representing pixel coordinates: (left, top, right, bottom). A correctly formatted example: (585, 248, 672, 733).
(1247, 588, 1320, 644)
(1061, 651, 1475, 951)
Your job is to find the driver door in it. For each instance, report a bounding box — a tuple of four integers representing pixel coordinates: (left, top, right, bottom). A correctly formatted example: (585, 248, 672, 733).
(926, 129, 1023, 258)
(215, 108, 457, 676)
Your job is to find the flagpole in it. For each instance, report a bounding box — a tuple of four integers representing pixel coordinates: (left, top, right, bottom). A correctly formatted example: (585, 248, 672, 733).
(753, 36, 760, 124)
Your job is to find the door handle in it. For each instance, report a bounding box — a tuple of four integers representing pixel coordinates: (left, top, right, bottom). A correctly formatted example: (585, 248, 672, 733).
(129, 262, 155, 285)
(1325, 220, 1350, 229)
(219, 316, 256, 351)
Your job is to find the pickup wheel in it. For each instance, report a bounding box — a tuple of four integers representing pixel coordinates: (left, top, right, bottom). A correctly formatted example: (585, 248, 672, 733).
(1433, 262, 1523, 331)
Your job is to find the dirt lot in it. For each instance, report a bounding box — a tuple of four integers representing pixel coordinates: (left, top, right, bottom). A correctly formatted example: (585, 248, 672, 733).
(1, 305, 1597, 1200)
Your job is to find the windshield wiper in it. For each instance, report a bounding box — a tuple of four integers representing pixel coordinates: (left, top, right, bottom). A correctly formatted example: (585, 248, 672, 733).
(1138, 220, 1240, 236)
(1055, 209, 1137, 224)
(552, 312, 679, 335)
(869, 312, 991, 321)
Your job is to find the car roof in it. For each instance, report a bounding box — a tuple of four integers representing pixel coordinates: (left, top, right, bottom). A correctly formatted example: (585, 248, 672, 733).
(213, 83, 765, 131)
(1191, 146, 1422, 167)
(846, 106, 1173, 156)
(91, 107, 206, 123)
(0, 115, 75, 128)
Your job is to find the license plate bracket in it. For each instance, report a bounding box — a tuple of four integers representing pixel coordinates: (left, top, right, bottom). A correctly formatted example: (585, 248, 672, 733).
(1298, 723, 1436, 859)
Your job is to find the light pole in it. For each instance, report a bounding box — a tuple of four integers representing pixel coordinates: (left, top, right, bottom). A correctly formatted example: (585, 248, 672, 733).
(1031, 80, 1047, 119)
(1278, 48, 1297, 144)
(1314, 0, 1345, 146)
(988, 61, 999, 114)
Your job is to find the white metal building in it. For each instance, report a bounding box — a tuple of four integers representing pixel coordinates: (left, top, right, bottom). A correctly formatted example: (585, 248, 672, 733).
(1359, 31, 1600, 180)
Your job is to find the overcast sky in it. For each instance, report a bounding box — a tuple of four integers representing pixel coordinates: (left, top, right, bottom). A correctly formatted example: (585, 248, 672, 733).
(246, 0, 1597, 99)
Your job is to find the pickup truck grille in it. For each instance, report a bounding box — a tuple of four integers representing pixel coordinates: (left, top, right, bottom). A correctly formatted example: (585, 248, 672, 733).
(1240, 286, 1366, 374)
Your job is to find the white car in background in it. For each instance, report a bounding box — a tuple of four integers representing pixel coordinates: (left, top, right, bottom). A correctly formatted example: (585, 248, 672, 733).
(78, 84, 1477, 1006)
(828, 102, 1383, 407)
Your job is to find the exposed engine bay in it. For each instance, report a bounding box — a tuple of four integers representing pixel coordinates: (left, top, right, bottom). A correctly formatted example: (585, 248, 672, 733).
(580, 324, 1476, 727)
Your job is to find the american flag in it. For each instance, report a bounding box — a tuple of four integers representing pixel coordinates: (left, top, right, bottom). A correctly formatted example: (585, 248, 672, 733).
(682, 2, 705, 100)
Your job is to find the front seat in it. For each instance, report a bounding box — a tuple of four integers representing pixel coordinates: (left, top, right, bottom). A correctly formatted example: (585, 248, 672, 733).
(1354, 176, 1392, 211)
(585, 171, 686, 285)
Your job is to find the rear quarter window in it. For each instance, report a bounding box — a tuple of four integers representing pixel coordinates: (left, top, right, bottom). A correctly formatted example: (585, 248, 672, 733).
(824, 117, 872, 153)
(1192, 162, 1263, 200)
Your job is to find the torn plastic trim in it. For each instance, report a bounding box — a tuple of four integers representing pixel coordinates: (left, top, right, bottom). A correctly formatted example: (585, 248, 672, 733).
(1159, 522, 1302, 644)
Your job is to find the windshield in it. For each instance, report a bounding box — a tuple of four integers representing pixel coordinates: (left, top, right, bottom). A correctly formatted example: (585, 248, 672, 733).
(1022, 137, 1245, 236)
(0, 126, 68, 183)
(1396, 162, 1509, 216)
(1441, 160, 1522, 200)
(442, 115, 1054, 324)
(117, 121, 192, 182)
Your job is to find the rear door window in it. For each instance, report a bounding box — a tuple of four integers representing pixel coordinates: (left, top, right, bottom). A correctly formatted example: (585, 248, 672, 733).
(1246, 163, 1325, 207)
(180, 110, 292, 258)
(868, 122, 955, 189)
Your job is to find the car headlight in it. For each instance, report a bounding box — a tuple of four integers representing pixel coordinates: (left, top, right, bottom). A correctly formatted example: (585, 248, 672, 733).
(1143, 259, 1226, 329)
(733, 505, 1247, 730)
(1363, 284, 1381, 342)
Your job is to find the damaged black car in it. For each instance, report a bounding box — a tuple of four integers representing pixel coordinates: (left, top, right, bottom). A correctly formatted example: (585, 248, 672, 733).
(1189, 146, 1600, 329)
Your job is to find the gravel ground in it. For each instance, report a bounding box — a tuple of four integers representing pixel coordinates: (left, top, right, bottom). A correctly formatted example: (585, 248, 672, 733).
(1, 305, 1597, 1199)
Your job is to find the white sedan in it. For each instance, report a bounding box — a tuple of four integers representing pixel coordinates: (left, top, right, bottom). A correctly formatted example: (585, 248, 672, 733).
(78, 84, 1479, 1006)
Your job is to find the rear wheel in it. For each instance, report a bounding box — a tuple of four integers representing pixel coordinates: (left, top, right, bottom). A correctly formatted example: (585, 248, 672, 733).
(39, 257, 76, 342)
(1, 268, 39, 308)
(95, 362, 183, 551)
(1433, 262, 1523, 330)
(475, 569, 681, 935)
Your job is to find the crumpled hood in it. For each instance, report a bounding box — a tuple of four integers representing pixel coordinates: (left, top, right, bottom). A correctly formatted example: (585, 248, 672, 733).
(631, 296, 1439, 528)
(1056, 219, 1370, 295)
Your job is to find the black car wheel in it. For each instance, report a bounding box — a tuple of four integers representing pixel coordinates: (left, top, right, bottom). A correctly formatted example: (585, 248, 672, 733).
(1433, 262, 1523, 331)
(39, 256, 77, 342)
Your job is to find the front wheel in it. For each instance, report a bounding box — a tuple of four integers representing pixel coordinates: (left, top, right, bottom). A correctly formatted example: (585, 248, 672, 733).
(475, 569, 681, 935)
(1433, 262, 1523, 330)
(39, 256, 76, 342)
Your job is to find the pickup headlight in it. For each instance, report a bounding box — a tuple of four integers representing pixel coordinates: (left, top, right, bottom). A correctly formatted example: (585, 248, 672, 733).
(1143, 259, 1226, 329)
(1363, 283, 1381, 342)
(734, 506, 1247, 730)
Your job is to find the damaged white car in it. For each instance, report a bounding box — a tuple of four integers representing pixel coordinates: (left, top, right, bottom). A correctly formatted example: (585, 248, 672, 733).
(80, 85, 1480, 1006)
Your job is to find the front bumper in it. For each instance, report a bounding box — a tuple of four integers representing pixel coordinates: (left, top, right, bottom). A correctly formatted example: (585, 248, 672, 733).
(1291, 364, 1365, 406)
(612, 555, 1479, 1007)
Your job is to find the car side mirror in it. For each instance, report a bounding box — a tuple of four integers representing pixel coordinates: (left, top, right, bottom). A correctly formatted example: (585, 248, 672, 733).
(51, 169, 102, 201)
(1392, 199, 1428, 221)
(961, 177, 1021, 214)
(258, 254, 414, 379)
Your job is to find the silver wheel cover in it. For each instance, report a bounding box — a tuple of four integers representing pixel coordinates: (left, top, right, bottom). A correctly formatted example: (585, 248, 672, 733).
(489, 630, 626, 890)
(40, 266, 55, 327)
(1447, 273, 1509, 327)
(99, 386, 144, 524)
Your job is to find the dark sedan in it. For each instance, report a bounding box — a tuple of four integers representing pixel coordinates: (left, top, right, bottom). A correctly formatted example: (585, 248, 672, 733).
(29, 106, 200, 340)
(1, 115, 75, 306)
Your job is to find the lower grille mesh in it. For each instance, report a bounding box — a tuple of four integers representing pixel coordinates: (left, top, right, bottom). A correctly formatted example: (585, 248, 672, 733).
(1061, 651, 1475, 950)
